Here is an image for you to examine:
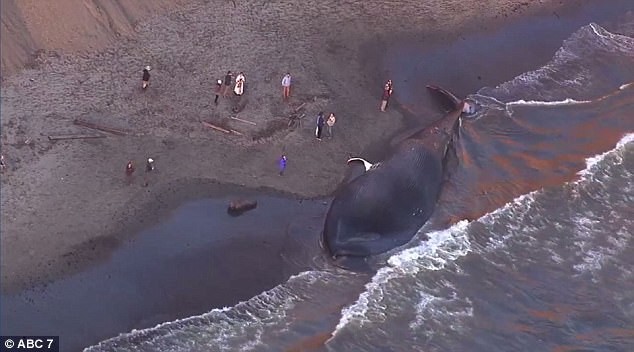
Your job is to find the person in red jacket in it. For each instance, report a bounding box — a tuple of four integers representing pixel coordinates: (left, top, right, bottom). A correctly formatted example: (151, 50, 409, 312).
(380, 79, 393, 112)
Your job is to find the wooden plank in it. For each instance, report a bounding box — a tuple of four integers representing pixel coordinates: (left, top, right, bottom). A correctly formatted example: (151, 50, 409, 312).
(202, 121, 231, 133)
(73, 119, 129, 136)
(293, 102, 306, 113)
(48, 133, 106, 141)
(230, 129, 243, 136)
(230, 116, 256, 125)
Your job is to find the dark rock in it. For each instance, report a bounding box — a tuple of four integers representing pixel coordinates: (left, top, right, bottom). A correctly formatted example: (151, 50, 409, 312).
(227, 199, 257, 216)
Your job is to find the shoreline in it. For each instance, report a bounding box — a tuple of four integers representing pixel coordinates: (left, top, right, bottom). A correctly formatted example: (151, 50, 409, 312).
(1, 178, 320, 295)
(1, 0, 569, 293)
(2, 195, 332, 351)
(2, 0, 633, 350)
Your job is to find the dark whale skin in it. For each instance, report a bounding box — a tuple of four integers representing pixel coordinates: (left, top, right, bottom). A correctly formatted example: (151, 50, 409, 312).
(322, 86, 463, 267)
(323, 142, 443, 258)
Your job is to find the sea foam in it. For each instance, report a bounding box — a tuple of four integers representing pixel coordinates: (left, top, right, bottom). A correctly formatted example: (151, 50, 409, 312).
(331, 132, 633, 340)
(330, 221, 471, 337)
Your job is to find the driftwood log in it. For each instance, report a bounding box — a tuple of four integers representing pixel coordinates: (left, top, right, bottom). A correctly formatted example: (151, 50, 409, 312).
(202, 121, 243, 136)
(227, 199, 258, 216)
(73, 119, 129, 136)
(202, 121, 231, 133)
(294, 102, 306, 113)
(47, 133, 106, 141)
(230, 116, 256, 125)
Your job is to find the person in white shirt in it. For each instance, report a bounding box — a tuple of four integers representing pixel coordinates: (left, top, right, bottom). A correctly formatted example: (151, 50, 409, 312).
(234, 72, 245, 96)
(326, 113, 336, 138)
(281, 73, 292, 100)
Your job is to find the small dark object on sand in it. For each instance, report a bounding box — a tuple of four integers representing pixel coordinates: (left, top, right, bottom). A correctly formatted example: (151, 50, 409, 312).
(227, 199, 258, 216)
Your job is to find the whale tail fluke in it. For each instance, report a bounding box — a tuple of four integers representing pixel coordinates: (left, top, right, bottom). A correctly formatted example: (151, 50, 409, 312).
(426, 85, 462, 111)
(347, 157, 373, 171)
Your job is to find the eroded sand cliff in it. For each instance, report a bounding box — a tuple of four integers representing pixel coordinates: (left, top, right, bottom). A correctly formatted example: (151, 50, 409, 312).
(1, 0, 182, 76)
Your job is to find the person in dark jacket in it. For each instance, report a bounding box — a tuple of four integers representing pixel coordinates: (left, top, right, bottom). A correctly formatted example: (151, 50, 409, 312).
(142, 66, 151, 89)
(214, 79, 223, 105)
(223, 71, 233, 97)
(315, 111, 325, 140)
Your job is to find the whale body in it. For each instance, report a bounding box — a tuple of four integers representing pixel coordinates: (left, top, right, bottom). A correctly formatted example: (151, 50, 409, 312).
(321, 86, 464, 267)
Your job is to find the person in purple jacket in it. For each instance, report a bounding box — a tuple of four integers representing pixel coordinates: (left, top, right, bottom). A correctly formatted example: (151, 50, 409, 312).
(278, 155, 287, 176)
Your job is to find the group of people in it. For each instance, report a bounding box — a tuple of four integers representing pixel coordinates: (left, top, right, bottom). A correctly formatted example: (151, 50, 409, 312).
(280, 79, 395, 175)
(141, 66, 247, 105)
(315, 112, 336, 140)
(213, 70, 246, 105)
(141, 67, 289, 103)
(141, 66, 393, 113)
(277, 111, 335, 176)
(139, 67, 397, 178)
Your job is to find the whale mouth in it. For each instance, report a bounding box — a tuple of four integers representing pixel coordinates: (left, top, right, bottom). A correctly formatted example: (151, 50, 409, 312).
(328, 231, 385, 259)
(344, 232, 381, 242)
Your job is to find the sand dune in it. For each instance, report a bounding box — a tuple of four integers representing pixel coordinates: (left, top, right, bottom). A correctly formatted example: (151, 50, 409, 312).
(1, 0, 182, 77)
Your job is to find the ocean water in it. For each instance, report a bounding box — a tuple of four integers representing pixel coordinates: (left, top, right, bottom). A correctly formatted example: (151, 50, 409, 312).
(84, 21, 634, 352)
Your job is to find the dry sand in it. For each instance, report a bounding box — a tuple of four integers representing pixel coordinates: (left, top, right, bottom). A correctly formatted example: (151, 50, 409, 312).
(0, 0, 185, 77)
(0, 0, 564, 293)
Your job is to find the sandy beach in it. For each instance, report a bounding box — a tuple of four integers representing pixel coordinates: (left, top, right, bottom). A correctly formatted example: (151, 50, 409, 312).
(0, 0, 568, 295)
(4, 1, 633, 351)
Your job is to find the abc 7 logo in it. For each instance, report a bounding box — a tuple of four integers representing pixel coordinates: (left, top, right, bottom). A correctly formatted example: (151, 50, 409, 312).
(4, 338, 15, 348)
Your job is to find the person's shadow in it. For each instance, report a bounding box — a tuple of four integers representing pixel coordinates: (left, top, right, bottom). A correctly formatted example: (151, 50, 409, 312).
(231, 87, 248, 113)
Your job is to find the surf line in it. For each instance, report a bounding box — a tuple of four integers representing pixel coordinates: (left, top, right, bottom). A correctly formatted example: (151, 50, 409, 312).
(505, 80, 633, 115)
(506, 98, 591, 106)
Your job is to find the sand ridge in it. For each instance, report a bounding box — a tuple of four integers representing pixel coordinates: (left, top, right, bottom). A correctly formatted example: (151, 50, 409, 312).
(0, 0, 561, 292)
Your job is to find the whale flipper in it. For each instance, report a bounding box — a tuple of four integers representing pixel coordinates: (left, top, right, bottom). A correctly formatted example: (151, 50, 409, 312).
(347, 157, 373, 171)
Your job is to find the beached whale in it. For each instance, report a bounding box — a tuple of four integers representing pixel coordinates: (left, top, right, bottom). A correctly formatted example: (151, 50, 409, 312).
(321, 86, 464, 268)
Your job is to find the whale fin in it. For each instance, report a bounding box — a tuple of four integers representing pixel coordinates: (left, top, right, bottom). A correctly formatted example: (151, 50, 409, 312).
(347, 157, 373, 171)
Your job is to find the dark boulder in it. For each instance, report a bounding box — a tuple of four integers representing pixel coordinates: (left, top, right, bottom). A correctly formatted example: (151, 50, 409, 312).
(227, 199, 257, 216)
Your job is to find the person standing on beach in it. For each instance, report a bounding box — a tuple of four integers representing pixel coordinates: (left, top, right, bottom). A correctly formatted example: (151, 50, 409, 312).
(278, 155, 287, 176)
(214, 79, 223, 105)
(315, 111, 325, 140)
(142, 66, 151, 89)
(282, 73, 292, 100)
(234, 72, 246, 96)
(380, 79, 394, 112)
(223, 71, 233, 97)
(125, 160, 135, 185)
(326, 113, 336, 138)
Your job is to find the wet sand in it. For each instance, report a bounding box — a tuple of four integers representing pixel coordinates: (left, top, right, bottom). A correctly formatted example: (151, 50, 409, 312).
(1, 194, 330, 351)
(1, 1, 632, 350)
